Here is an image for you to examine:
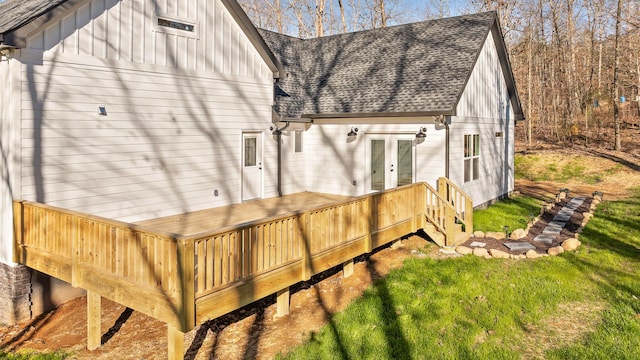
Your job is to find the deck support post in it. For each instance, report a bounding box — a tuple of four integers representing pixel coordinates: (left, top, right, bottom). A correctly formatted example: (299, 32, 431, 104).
(167, 325, 184, 360)
(343, 259, 354, 278)
(87, 291, 101, 351)
(276, 288, 290, 317)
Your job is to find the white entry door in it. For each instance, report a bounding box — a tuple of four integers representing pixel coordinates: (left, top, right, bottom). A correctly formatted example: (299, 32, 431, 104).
(242, 132, 263, 201)
(367, 134, 415, 192)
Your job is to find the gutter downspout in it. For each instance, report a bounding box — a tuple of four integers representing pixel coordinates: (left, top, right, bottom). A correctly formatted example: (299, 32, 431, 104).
(273, 122, 290, 197)
(444, 116, 450, 178)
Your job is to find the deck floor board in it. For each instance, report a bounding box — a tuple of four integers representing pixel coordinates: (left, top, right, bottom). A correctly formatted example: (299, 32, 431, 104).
(135, 192, 350, 237)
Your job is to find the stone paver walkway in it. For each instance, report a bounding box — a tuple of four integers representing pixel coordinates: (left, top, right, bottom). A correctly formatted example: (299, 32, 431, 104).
(533, 196, 586, 244)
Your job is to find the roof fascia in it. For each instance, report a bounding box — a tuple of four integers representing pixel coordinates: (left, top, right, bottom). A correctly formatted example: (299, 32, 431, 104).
(302, 110, 453, 120)
(2, 0, 84, 48)
(220, 0, 284, 78)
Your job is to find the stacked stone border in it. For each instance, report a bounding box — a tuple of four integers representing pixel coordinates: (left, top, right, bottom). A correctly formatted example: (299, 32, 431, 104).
(454, 189, 603, 260)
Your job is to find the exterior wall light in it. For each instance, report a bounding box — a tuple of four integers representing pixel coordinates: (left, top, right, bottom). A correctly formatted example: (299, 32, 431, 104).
(271, 126, 282, 135)
(347, 127, 358, 137)
(416, 127, 427, 139)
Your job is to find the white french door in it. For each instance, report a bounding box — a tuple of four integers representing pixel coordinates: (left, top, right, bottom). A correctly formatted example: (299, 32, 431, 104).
(241, 132, 263, 201)
(367, 134, 415, 192)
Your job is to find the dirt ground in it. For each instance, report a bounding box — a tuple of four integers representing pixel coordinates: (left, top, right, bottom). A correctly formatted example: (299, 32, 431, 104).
(2, 142, 639, 359)
(0, 236, 446, 359)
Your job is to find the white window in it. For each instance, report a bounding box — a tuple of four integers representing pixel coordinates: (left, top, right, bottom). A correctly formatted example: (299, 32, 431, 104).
(464, 134, 480, 183)
(294, 131, 303, 153)
(154, 14, 199, 39)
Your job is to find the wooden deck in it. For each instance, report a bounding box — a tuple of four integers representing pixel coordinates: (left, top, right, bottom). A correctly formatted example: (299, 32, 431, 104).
(136, 192, 350, 236)
(13, 179, 472, 359)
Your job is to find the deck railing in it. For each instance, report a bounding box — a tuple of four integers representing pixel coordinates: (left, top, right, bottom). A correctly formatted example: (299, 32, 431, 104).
(13, 180, 471, 345)
(438, 177, 474, 242)
(12, 201, 189, 329)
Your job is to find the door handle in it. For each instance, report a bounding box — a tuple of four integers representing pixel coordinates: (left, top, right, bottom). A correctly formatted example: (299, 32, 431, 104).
(259, 162, 262, 170)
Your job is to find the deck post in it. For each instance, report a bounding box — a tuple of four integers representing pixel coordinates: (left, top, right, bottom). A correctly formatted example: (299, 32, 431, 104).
(437, 178, 449, 202)
(87, 291, 101, 350)
(167, 325, 184, 360)
(276, 287, 290, 317)
(177, 240, 195, 331)
(364, 197, 372, 253)
(465, 197, 474, 235)
(12, 201, 23, 264)
(343, 259, 354, 278)
(444, 206, 456, 248)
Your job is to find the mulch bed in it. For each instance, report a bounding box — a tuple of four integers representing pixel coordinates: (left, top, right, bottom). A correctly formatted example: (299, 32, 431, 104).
(459, 196, 593, 255)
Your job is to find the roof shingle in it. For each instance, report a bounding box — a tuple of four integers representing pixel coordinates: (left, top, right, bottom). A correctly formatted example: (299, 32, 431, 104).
(0, 0, 69, 35)
(259, 12, 500, 119)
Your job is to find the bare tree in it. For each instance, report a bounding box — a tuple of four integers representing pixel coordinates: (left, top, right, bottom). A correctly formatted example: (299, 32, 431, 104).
(613, 0, 623, 150)
(338, 0, 348, 32)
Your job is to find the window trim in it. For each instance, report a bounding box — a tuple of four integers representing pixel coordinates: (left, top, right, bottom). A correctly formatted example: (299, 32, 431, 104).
(464, 134, 480, 183)
(153, 14, 200, 39)
(294, 130, 303, 153)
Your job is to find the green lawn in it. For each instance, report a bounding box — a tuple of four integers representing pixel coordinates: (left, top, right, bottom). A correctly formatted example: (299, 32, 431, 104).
(0, 350, 69, 360)
(473, 195, 543, 233)
(278, 189, 640, 359)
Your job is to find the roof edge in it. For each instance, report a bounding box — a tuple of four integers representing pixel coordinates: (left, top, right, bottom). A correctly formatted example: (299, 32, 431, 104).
(220, 0, 284, 78)
(301, 110, 455, 120)
(2, 0, 84, 48)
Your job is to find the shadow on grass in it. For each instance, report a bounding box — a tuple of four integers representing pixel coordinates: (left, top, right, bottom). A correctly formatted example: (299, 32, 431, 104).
(562, 191, 640, 307)
(364, 259, 413, 360)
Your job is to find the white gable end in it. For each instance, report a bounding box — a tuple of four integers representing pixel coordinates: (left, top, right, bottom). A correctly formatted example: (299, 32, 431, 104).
(456, 31, 514, 121)
(450, 30, 515, 207)
(25, 0, 271, 79)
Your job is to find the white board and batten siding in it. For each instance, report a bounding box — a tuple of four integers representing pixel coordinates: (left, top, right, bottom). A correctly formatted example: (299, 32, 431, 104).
(292, 122, 447, 197)
(1, 54, 22, 264)
(15, 0, 276, 223)
(451, 31, 516, 207)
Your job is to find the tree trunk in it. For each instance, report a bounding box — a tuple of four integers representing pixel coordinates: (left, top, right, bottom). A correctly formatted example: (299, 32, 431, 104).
(527, 24, 533, 147)
(613, 0, 623, 151)
(276, 0, 283, 33)
(316, 0, 326, 37)
(338, 0, 347, 33)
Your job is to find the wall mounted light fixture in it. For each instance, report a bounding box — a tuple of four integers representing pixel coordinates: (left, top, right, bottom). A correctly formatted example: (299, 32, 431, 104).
(415, 127, 427, 139)
(347, 127, 358, 137)
(270, 125, 282, 135)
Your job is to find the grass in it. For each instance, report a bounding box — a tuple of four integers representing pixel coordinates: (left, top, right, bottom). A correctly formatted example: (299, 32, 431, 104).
(0, 349, 69, 359)
(473, 195, 543, 232)
(515, 153, 624, 184)
(277, 189, 640, 360)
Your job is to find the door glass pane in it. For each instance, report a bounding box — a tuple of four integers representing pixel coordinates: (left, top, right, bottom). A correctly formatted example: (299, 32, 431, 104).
(244, 137, 256, 167)
(473, 134, 480, 156)
(397, 140, 413, 186)
(464, 159, 471, 182)
(371, 140, 385, 191)
(473, 158, 480, 180)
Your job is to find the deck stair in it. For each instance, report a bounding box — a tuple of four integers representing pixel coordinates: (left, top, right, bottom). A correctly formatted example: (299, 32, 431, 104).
(421, 178, 474, 248)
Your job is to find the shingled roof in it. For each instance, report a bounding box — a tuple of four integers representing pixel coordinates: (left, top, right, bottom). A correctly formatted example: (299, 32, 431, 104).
(259, 12, 523, 120)
(0, 0, 69, 35)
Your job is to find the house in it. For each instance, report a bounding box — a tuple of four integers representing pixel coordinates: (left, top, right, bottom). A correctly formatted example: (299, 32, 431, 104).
(0, 0, 523, 355)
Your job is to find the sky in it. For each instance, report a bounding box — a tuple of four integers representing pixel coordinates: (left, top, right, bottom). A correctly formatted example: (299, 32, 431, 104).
(398, 0, 475, 24)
